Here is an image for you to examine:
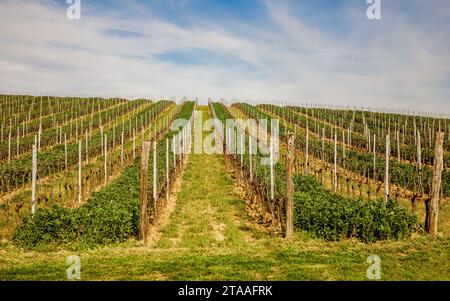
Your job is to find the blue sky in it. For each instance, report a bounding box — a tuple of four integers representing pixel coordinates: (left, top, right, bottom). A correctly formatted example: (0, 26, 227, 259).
(0, 0, 449, 113)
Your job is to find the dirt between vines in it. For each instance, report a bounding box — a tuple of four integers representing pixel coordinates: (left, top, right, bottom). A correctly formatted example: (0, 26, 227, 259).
(224, 157, 281, 237)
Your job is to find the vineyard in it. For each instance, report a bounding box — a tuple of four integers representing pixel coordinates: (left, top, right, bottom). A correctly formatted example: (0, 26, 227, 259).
(211, 102, 439, 242)
(0, 95, 449, 280)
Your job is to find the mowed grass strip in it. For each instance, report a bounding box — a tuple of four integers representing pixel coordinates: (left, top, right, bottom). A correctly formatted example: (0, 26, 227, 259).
(1, 235, 449, 280)
(157, 106, 249, 249)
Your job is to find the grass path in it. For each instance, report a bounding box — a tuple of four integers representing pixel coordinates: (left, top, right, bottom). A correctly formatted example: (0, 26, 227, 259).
(156, 106, 252, 250)
(0, 107, 449, 280)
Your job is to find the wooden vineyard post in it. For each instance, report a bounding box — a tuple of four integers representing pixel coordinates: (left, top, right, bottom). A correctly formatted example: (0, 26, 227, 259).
(85, 130, 89, 163)
(133, 129, 136, 160)
(180, 127, 184, 164)
(305, 125, 309, 175)
(139, 141, 151, 242)
(240, 132, 244, 177)
(321, 127, 325, 184)
(8, 129, 11, 163)
(234, 128, 238, 164)
(100, 125, 104, 155)
(429, 126, 432, 148)
(270, 138, 274, 202)
(153, 141, 157, 222)
(172, 137, 176, 170)
(104, 134, 107, 183)
(426, 132, 444, 236)
(141, 128, 144, 151)
(38, 122, 41, 151)
(373, 134, 376, 180)
(222, 120, 227, 155)
(225, 124, 229, 156)
(397, 130, 400, 162)
(402, 123, 405, 145)
(121, 130, 124, 165)
(417, 131, 423, 195)
(285, 133, 294, 238)
(178, 133, 182, 166)
(348, 127, 351, 151)
(414, 118, 417, 146)
(184, 126, 187, 159)
(113, 126, 116, 149)
(334, 133, 337, 192)
(321, 127, 325, 162)
(185, 125, 189, 156)
(385, 134, 390, 203)
(16, 128, 19, 156)
(64, 133, 68, 172)
(249, 134, 253, 183)
(342, 130, 346, 169)
(78, 140, 82, 205)
(166, 138, 169, 203)
(31, 143, 37, 215)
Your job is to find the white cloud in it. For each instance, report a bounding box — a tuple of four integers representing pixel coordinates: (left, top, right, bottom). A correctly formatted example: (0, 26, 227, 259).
(0, 0, 448, 114)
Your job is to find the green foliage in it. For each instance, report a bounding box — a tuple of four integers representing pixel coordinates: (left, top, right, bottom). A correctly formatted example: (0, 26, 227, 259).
(218, 102, 418, 243)
(236, 103, 449, 197)
(13, 101, 195, 248)
(13, 160, 140, 247)
(293, 175, 418, 242)
(147, 101, 195, 208)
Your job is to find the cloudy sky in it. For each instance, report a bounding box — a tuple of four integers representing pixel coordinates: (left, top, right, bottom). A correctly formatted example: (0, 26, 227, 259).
(0, 0, 449, 112)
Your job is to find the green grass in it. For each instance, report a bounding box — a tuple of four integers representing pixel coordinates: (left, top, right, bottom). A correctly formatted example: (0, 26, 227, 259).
(0, 106, 449, 281)
(1, 234, 449, 280)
